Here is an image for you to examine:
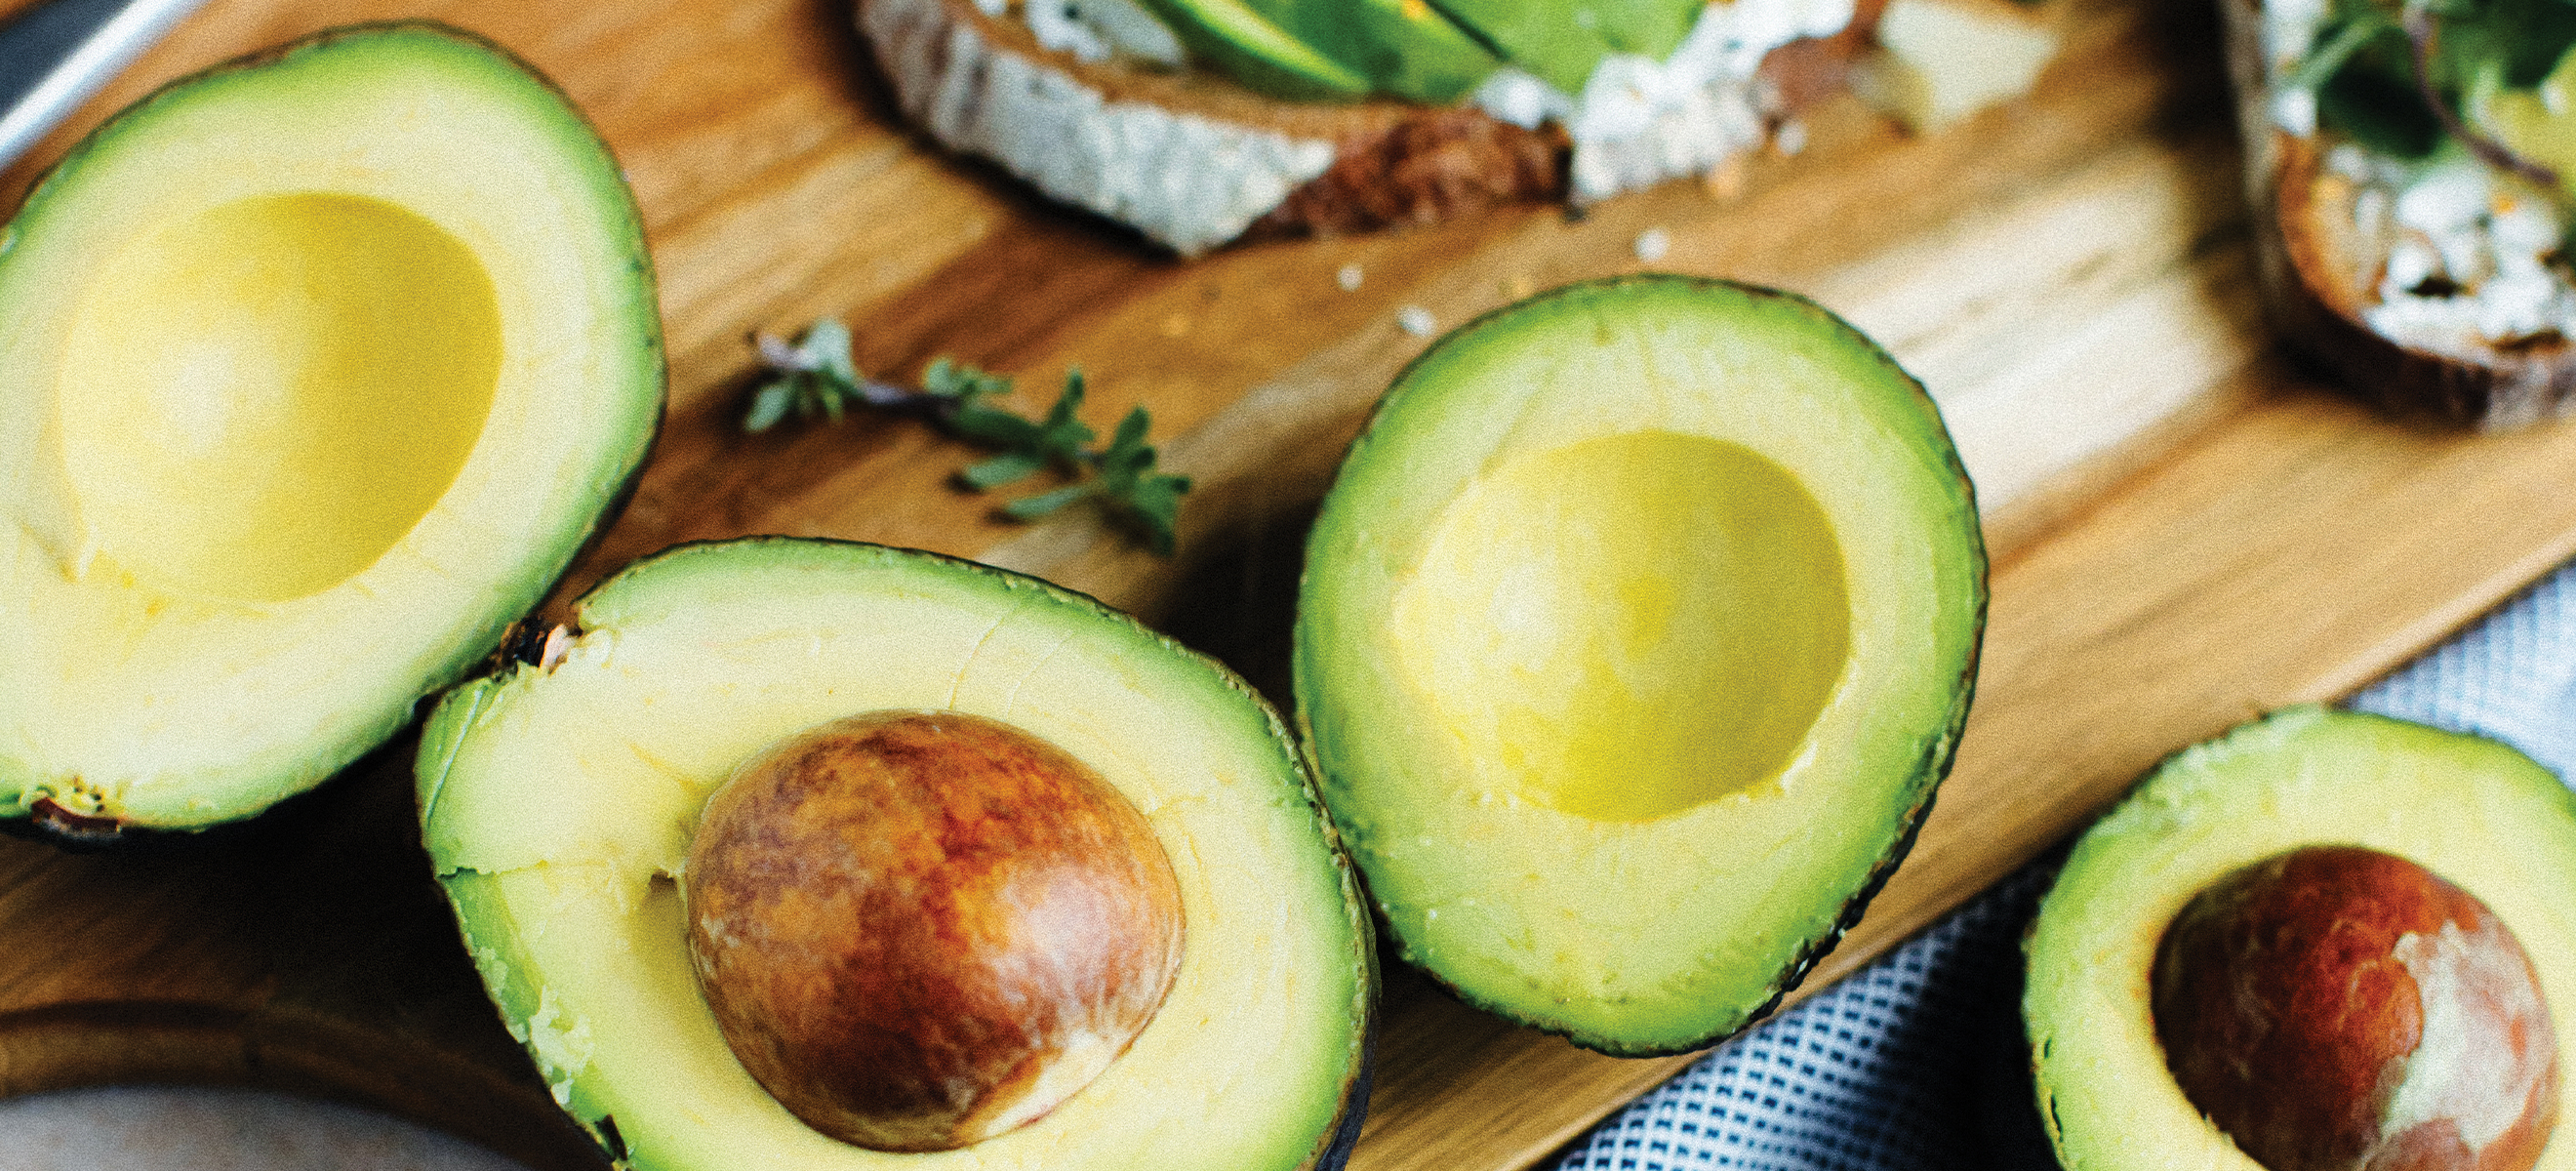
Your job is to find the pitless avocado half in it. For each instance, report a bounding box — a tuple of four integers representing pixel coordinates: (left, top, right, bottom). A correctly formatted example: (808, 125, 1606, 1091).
(419, 539, 1376, 1171)
(0, 23, 663, 834)
(1296, 275, 1987, 1055)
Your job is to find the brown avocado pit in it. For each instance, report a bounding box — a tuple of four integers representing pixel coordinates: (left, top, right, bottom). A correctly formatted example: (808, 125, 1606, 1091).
(2152, 844, 2560, 1171)
(681, 708, 1186, 1152)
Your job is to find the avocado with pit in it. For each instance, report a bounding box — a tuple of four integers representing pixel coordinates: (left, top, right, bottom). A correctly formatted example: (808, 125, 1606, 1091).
(0, 23, 662, 833)
(1294, 275, 1986, 1055)
(2026, 707, 2576, 1171)
(418, 539, 1376, 1170)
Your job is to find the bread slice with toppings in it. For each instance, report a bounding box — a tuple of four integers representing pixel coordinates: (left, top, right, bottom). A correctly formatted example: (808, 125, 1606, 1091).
(2221, 0, 2576, 426)
(854, 0, 1883, 255)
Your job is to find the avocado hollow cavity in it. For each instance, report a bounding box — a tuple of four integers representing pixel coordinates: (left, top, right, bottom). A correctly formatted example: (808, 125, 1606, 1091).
(55, 193, 501, 603)
(1297, 276, 1984, 1055)
(1386, 430, 1851, 822)
(0, 23, 663, 831)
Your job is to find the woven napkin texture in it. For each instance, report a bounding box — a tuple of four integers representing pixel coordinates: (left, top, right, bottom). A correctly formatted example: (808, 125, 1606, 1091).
(1548, 559, 2576, 1171)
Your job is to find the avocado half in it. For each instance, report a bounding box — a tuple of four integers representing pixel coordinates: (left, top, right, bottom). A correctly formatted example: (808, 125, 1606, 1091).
(1294, 275, 1986, 1055)
(417, 538, 1376, 1171)
(2025, 707, 2576, 1170)
(0, 23, 663, 831)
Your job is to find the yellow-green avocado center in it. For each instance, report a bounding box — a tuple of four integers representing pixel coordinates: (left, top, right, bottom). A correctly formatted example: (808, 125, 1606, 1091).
(57, 193, 499, 602)
(1388, 430, 1850, 822)
(1295, 276, 1984, 1056)
(0, 22, 663, 831)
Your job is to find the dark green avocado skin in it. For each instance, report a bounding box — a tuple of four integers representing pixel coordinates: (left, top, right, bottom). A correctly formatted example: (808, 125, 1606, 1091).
(420, 537, 1376, 1171)
(1293, 275, 1988, 1057)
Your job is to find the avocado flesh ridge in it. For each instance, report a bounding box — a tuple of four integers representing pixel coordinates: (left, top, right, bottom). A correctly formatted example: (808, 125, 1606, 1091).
(1422, 0, 1610, 95)
(1128, 0, 1372, 101)
(1247, 0, 1500, 103)
(421, 541, 1370, 1171)
(1297, 278, 1982, 1053)
(2025, 707, 2576, 1171)
(0, 26, 660, 828)
(1419, 0, 1656, 96)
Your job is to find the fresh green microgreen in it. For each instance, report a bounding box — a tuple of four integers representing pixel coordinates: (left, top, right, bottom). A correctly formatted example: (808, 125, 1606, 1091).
(745, 320, 1193, 553)
(2293, 0, 2576, 180)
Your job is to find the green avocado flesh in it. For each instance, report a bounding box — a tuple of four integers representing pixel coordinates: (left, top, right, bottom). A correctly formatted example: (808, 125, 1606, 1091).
(1140, 0, 1704, 102)
(1425, 0, 1682, 94)
(0, 23, 662, 830)
(1257, 0, 1502, 103)
(1295, 276, 1985, 1055)
(1128, 0, 1374, 101)
(418, 539, 1375, 1171)
(2026, 707, 2576, 1171)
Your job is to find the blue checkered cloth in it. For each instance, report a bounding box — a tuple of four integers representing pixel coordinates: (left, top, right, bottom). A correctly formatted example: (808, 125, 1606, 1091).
(1548, 560, 2576, 1171)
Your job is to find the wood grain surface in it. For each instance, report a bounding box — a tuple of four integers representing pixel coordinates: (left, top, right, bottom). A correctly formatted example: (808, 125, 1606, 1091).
(5, 0, 2575, 1168)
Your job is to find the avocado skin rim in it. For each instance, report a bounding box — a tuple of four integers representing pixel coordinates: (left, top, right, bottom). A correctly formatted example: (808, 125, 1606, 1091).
(416, 537, 1379, 1171)
(0, 20, 667, 844)
(1293, 273, 1988, 1058)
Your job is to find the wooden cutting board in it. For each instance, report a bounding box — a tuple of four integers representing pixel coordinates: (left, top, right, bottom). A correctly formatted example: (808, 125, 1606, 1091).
(9, 0, 2576, 1167)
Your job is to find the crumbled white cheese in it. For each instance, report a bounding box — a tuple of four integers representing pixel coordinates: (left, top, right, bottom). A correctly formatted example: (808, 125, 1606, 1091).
(2385, 236, 2439, 292)
(2262, 0, 2329, 61)
(1635, 226, 1671, 261)
(1550, 0, 1854, 201)
(995, 0, 1856, 222)
(2273, 87, 2317, 138)
(2263, 0, 2331, 134)
(2263, 0, 2576, 359)
(1472, 67, 1575, 131)
(2353, 185, 2390, 241)
(880, 2, 1338, 256)
(2492, 193, 2561, 257)
(1024, 0, 1186, 65)
(1398, 305, 1437, 336)
(2359, 152, 2576, 357)
(2395, 159, 2492, 236)
(1337, 263, 1364, 291)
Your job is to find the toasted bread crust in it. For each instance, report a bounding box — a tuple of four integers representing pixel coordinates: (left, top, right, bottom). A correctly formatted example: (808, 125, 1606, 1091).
(855, 0, 1565, 254)
(855, 0, 1881, 254)
(2220, 0, 2576, 426)
(1248, 106, 1568, 240)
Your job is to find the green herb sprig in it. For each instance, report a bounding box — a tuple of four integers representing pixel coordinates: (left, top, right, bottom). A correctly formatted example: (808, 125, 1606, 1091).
(2294, 0, 2576, 182)
(745, 320, 1192, 554)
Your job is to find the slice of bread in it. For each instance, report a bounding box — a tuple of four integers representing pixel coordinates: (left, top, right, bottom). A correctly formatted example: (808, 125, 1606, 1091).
(854, 0, 1878, 255)
(2220, 0, 2576, 426)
